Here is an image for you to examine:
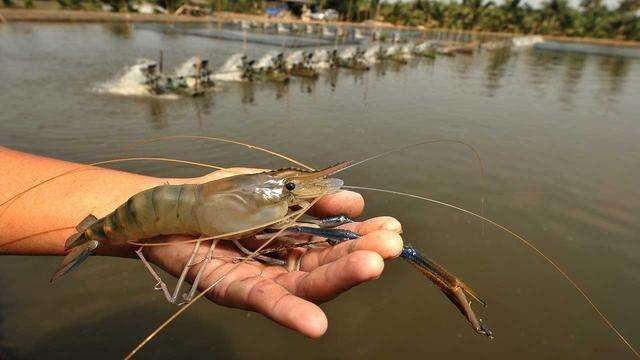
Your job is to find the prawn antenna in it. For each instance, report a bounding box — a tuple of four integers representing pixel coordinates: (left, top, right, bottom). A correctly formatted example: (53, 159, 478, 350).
(335, 139, 484, 178)
(128, 135, 315, 171)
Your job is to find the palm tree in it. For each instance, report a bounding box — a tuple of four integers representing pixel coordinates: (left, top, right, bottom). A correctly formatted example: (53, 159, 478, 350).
(538, 0, 577, 35)
(458, 0, 495, 30)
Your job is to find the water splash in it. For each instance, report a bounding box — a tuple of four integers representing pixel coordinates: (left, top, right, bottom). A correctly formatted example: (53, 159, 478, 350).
(286, 50, 304, 69)
(363, 45, 380, 64)
(212, 53, 244, 82)
(306, 24, 314, 34)
(310, 49, 331, 69)
(93, 59, 176, 98)
(400, 42, 415, 59)
(512, 35, 544, 47)
(354, 28, 365, 40)
(386, 45, 399, 56)
(322, 25, 335, 37)
(339, 46, 357, 60)
(277, 23, 290, 34)
(174, 56, 200, 78)
(414, 41, 434, 53)
(254, 51, 280, 70)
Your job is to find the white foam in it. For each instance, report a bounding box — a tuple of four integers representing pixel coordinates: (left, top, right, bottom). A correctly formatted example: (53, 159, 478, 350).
(310, 49, 330, 69)
(286, 50, 304, 69)
(363, 45, 380, 64)
(174, 56, 200, 78)
(322, 26, 335, 37)
(338, 47, 356, 60)
(254, 51, 279, 70)
(512, 35, 544, 47)
(400, 43, 415, 58)
(93, 59, 176, 98)
(212, 53, 244, 82)
(277, 23, 290, 33)
(385, 45, 399, 56)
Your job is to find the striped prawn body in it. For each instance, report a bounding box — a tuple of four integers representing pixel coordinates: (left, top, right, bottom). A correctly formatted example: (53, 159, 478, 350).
(84, 184, 203, 245)
(51, 172, 301, 282)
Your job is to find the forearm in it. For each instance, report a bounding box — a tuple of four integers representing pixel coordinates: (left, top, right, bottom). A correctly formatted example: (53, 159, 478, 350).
(0, 147, 163, 256)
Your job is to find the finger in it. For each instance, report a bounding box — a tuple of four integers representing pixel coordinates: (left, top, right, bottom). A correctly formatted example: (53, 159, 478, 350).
(340, 216, 402, 235)
(299, 229, 403, 271)
(311, 190, 364, 218)
(278, 250, 384, 303)
(220, 275, 328, 338)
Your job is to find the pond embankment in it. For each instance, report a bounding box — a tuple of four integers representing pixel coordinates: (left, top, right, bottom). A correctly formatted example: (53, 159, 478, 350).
(1, 8, 639, 49)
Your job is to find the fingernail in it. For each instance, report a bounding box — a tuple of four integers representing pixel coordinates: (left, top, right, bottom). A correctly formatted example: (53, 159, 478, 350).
(382, 219, 402, 233)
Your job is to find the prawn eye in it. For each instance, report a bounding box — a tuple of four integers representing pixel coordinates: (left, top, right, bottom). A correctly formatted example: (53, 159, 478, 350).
(285, 182, 296, 191)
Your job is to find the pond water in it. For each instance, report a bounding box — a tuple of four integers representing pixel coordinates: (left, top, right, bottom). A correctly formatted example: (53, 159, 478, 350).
(0, 23, 639, 359)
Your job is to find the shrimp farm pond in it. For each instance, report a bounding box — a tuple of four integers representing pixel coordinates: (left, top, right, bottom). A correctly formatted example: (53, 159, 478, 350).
(1, 21, 640, 359)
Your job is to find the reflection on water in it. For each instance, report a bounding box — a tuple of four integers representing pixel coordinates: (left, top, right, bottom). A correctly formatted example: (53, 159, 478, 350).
(1, 23, 640, 359)
(298, 77, 316, 95)
(560, 53, 587, 107)
(527, 50, 559, 87)
(143, 98, 168, 129)
(103, 22, 133, 39)
(240, 82, 255, 104)
(597, 56, 630, 96)
(484, 49, 512, 97)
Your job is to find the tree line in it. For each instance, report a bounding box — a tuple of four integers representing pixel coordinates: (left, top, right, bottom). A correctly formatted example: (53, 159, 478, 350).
(2, 0, 638, 41)
(376, 0, 639, 41)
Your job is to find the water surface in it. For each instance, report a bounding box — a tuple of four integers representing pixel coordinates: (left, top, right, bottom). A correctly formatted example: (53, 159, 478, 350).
(1, 23, 639, 359)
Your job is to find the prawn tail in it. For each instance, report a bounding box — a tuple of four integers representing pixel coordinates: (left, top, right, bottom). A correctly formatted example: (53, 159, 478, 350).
(50, 239, 99, 283)
(51, 214, 100, 283)
(65, 214, 98, 250)
(401, 245, 493, 338)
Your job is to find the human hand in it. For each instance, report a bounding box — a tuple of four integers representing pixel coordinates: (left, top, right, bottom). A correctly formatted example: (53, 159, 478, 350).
(144, 168, 404, 337)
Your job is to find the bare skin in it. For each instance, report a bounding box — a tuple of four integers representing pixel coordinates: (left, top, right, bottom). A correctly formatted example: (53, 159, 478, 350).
(0, 147, 403, 337)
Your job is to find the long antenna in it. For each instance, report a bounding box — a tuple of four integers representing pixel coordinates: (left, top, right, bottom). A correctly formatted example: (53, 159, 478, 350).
(128, 135, 314, 170)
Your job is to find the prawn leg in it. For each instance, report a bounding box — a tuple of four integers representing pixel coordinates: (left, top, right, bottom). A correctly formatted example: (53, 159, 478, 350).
(232, 239, 286, 266)
(135, 247, 172, 301)
(135, 240, 202, 304)
(183, 240, 219, 303)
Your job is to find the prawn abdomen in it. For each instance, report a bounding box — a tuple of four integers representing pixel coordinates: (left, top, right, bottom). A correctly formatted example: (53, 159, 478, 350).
(51, 184, 201, 282)
(101, 184, 201, 243)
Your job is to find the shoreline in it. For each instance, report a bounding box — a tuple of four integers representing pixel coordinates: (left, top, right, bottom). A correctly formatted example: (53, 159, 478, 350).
(1, 8, 639, 48)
